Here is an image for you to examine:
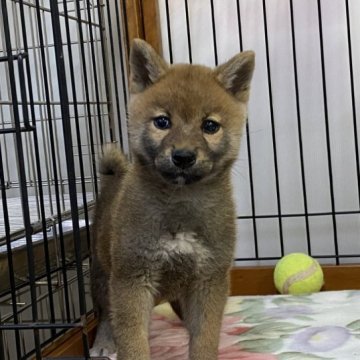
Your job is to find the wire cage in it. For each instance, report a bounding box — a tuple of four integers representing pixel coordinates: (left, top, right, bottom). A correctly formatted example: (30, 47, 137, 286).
(1, 0, 360, 359)
(0, 0, 127, 358)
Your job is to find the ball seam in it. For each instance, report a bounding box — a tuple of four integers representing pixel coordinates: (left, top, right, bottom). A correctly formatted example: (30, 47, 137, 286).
(282, 260, 320, 294)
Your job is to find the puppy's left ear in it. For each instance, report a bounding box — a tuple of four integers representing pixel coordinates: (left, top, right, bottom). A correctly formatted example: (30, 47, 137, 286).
(130, 39, 169, 94)
(214, 51, 255, 102)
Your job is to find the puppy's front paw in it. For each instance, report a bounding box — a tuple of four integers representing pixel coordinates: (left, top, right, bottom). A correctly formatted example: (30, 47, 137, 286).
(91, 319, 116, 358)
(89, 344, 116, 359)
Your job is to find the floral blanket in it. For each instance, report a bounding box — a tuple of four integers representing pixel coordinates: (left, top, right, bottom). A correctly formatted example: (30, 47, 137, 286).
(109, 291, 360, 359)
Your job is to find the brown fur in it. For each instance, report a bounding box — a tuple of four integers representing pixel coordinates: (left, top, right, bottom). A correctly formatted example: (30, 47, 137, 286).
(90, 39, 255, 359)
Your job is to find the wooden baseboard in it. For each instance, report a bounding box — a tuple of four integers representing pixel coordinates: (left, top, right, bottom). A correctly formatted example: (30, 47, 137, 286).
(230, 264, 360, 295)
(41, 315, 97, 358)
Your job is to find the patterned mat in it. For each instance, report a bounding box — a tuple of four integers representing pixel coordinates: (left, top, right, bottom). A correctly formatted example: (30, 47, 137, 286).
(108, 290, 360, 359)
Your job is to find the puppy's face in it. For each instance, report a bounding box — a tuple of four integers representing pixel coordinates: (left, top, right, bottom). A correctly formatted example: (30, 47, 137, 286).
(128, 40, 255, 185)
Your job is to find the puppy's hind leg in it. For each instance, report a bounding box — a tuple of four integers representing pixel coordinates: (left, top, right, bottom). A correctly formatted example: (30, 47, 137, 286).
(170, 300, 183, 320)
(90, 258, 116, 357)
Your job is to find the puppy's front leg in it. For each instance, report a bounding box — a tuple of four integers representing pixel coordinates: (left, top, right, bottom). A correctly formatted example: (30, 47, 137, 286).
(110, 277, 153, 360)
(182, 276, 229, 360)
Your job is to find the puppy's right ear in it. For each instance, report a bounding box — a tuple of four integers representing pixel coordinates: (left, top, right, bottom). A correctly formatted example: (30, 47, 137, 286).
(130, 39, 169, 94)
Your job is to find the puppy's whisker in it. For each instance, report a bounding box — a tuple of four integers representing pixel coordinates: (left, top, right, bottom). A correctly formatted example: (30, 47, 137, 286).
(231, 167, 248, 182)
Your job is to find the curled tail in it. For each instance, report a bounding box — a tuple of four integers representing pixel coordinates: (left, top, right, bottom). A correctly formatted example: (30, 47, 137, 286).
(100, 144, 128, 177)
(92, 145, 128, 277)
(99, 144, 128, 191)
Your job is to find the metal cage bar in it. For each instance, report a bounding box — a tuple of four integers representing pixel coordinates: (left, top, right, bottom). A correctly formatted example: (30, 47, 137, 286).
(1, 0, 360, 358)
(0, 0, 128, 358)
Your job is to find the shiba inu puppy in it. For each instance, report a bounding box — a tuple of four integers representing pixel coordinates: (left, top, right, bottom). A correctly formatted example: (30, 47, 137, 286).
(90, 39, 255, 360)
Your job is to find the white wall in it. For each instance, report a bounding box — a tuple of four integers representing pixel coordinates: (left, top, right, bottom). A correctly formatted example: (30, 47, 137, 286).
(158, 0, 360, 265)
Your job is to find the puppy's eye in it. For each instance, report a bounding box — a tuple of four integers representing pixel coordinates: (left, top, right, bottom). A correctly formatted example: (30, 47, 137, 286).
(153, 116, 171, 130)
(202, 119, 220, 134)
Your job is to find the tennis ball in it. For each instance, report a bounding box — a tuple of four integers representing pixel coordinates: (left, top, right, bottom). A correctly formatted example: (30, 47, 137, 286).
(274, 253, 324, 295)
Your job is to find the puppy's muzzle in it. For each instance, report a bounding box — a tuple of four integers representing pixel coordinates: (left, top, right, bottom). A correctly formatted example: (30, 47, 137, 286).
(171, 149, 196, 169)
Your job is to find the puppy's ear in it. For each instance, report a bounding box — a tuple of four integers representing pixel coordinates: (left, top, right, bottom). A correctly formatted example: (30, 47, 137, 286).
(130, 39, 169, 94)
(214, 51, 255, 102)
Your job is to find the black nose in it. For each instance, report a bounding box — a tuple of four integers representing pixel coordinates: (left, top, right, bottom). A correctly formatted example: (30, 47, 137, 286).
(172, 149, 196, 169)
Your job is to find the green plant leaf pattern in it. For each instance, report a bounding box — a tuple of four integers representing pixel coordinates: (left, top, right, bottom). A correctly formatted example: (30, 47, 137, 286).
(239, 337, 283, 353)
(150, 290, 360, 359)
(347, 319, 360, 331)
(277, 352, 335, 360)
(223, 291, 360, 359)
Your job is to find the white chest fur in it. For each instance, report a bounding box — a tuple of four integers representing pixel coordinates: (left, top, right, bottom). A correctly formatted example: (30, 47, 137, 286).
(157, 232, 211, 266)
